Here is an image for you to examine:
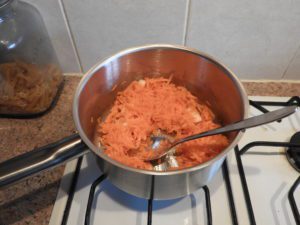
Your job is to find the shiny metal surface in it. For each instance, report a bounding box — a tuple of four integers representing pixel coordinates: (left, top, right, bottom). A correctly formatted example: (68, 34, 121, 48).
(148, 105, 298, 161)
(152, 137, 178, 171)
(73, 44, 249, 199)
(0, 134, 88, 187)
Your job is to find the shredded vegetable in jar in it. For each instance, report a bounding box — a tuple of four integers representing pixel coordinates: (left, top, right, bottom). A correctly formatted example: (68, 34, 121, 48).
(0, 61, 63, 114)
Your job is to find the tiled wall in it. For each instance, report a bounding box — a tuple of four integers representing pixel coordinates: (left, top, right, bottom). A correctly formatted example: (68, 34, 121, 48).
(25, 0, 300, 80)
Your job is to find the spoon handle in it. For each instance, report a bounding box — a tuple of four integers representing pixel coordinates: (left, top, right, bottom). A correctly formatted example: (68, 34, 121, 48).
(174, 105, 298, 146)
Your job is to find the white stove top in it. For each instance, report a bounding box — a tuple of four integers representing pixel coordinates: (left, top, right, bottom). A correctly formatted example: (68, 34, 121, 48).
(49, 96, 300, 225)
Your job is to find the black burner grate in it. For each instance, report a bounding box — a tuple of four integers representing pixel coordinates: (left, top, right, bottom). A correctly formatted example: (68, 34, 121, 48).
(60, 96, 300, 225)
(61, 157, 84, 225)
(223, 159, 239, 225)
(286, 132, 300, 172)
(82, 175, 216, 225)
(60, 160, 235, 225)
(235, 96, 300, 225)
(85, 174, 107, 225)
(203, 186, 212, 225)
(288, 176, 300, 225)
(147, 175, 155, 225)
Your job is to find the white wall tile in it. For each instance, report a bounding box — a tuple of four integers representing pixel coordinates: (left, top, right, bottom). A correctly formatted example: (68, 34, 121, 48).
(283, 47, 300, 80)
(63, 0, 187, 72)
(186, 0, 300, 80)
(24, 0, 81, 73)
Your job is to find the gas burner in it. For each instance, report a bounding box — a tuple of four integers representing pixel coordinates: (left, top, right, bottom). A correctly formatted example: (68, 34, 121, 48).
(49, 96, 300, 225)
(286, 132, 300, 172)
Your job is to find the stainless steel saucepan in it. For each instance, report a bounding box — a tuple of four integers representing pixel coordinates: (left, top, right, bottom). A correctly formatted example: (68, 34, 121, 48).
(0, 44, 249, 200)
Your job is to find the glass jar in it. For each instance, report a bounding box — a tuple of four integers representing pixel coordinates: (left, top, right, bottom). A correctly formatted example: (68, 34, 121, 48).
(0, 0, 63, 117)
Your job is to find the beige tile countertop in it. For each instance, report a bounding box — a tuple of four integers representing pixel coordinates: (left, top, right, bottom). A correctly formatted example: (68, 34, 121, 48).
(0, 76, 299, 225)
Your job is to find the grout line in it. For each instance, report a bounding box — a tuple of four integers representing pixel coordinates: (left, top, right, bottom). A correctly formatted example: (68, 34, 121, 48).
(182, 0, 191, 46)
(280, 42, 300, 79)
(58, 0, 84, 73)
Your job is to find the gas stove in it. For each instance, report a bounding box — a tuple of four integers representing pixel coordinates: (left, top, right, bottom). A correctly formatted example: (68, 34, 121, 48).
(49, 96, 300, 225)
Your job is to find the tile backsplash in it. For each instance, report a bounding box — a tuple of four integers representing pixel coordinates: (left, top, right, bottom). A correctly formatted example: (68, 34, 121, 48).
(25, 0, 80, 73)
(23, 0, 300, 80)
(186, 0, 300, 80)
(63, 0, 187, 72)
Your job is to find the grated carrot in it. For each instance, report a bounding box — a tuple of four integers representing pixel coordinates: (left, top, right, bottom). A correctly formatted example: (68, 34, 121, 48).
(94, 77, 229, 170)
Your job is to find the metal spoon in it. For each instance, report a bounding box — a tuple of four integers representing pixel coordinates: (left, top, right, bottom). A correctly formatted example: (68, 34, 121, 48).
(151, 135, 179, 171)
(146, 105, 298, 162)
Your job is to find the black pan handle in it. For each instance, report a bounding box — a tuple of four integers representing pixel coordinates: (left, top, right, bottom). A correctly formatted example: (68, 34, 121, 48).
(0, 133, 89, 188)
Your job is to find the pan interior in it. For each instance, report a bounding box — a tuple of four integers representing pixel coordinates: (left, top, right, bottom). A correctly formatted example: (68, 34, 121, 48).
(75, 46, 247, 172)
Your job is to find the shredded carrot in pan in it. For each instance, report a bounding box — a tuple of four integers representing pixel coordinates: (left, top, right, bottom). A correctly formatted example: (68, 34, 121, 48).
(94, 77, 229, 170)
